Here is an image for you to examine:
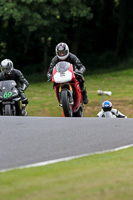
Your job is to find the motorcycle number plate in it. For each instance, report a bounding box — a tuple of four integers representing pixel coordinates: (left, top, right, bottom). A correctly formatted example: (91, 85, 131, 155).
(3, 92, 12, 98)
(60, 72, 65, 76)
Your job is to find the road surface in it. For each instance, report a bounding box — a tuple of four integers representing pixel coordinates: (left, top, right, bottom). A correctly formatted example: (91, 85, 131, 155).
(0, 116, 132, 171)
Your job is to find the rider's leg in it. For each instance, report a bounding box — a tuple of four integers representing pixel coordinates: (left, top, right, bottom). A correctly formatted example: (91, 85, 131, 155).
(19, 91, 29, 116)
(80, 81, 88, 104)
(75, 75, 88, 104)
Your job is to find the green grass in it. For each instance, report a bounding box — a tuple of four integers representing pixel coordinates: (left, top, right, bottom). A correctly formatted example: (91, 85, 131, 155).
(0, 147, 133, 200)
(25, 66, 133, 118)
(1, 61, 133, 199)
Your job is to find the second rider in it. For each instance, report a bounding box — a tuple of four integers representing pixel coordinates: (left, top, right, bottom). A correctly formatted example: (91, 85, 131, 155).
(47, 42, 88, 104)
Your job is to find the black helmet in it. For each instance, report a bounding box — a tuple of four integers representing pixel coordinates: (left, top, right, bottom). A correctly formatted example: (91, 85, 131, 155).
(55, 42, 69, 60)
(102, 100, 112, 112)
(0, 59, 13, 75)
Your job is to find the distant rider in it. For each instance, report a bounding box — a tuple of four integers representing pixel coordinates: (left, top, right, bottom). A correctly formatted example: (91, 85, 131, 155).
(0, 59, 29, 116)
(47, 42, 88, 104)
(97, 100, 127, 118)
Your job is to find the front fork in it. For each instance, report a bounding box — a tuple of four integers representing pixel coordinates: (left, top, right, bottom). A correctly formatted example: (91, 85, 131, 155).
(59, 84, 74, 106)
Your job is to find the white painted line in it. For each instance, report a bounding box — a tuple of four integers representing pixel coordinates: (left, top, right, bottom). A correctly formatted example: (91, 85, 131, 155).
(0, 144, 133, 173)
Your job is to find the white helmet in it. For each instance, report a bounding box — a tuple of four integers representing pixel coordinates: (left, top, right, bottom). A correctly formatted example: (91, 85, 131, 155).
(0, 59, 14, 75)
(55, 42, 69, 60)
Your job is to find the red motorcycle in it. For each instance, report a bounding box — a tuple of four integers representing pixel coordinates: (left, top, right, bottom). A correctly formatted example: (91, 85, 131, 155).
(52, 61, 83, 117)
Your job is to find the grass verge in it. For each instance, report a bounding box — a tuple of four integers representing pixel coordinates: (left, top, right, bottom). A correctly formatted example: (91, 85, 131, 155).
(0, 147, 133, 200)
(25, 66, 133, 117)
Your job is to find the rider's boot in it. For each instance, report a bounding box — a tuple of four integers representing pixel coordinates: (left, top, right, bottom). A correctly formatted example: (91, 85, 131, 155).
(20, 97, 29, 116)
(21, 104, 28, 116)
(82, 89, 88, 104)
(81, 83, 88, 104)
(79, 81, 88, 104)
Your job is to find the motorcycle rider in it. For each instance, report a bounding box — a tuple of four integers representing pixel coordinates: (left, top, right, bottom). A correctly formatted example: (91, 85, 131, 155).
(0, 59, 29, 116)
(47, 42, 88, 104)
(97, 100, 127, 118)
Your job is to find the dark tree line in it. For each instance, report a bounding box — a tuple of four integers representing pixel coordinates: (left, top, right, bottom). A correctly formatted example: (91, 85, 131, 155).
(0, 0, 133, 73)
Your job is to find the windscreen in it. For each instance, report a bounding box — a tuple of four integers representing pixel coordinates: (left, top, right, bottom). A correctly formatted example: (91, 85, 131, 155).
(55, 61, 70, 73)
(0, 80, 16, 90)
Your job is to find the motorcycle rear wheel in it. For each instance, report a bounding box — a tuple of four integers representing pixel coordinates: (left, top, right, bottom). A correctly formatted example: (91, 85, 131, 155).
(61, 90, 73, 117)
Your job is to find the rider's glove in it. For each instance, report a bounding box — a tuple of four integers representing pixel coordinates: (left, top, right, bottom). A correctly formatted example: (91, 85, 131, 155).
(75, 68, 83, 75)
(47, 73, 52, 81)
(79, 66, 86, 74)
(75, 68, 78, 73)
(22, 98, 29, 104)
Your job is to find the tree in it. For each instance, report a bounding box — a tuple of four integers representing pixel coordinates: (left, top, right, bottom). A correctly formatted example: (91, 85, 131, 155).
(116, 0, 133, 58)
(0, 0, 93, 70)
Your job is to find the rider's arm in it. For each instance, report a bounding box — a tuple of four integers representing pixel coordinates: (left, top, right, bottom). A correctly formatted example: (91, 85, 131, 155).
(111, 108, 127, 118)
(97, 109, 104, 117)
(15, 69, 29, 91)
(69, 53, 86, 74)
(47, 56, 59, 79)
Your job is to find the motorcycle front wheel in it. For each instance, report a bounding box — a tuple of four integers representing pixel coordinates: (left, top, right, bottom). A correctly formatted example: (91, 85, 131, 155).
(4, 104, 12, 116)
(61, 90, 73, 117)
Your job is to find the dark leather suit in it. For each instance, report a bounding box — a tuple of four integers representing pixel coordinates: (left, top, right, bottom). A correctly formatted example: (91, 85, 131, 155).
(47, 52, 86, 76)
(0, 69, 29, 104)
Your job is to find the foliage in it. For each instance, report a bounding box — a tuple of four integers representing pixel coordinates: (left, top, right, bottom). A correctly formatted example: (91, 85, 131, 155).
(0, 0, 92, 68)
(0, 0, 133, 72)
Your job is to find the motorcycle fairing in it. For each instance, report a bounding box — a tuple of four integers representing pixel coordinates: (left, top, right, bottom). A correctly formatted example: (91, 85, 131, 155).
(52, 61, 83, 117)
(0, 80, 19, 100)
(72, 79, 83, 112)
(53, 71, 72, 83)
(52, 62, 75, 83)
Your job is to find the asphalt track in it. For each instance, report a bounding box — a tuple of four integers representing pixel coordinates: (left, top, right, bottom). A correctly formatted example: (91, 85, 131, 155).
(0, 116, 133, 171)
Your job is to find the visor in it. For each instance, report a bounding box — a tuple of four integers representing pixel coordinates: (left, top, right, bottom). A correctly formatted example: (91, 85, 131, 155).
(57, 50, 67, 57)
(1, 66, 11, 74)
